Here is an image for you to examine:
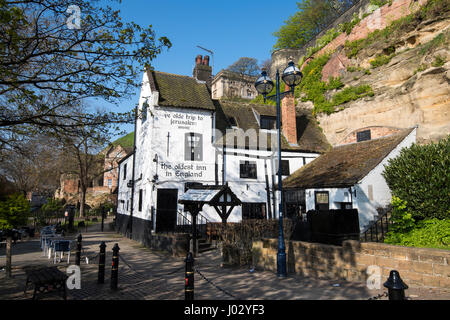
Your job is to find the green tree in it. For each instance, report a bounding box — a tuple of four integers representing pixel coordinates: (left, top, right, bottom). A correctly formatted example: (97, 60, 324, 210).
(273, 0, 359, 50)
(382, 136, 450, 220)
(0, 193, 30, 277)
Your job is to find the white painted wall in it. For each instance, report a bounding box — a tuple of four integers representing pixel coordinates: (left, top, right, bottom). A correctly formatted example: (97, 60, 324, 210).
(117, 155, 133, 217)
(356, 127, 417, 230)
(304, 128, 417, 232)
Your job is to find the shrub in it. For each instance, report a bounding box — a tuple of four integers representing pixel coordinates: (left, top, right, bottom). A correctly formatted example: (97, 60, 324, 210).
(329, 84, 374, 106)
(382, 135, 450, 220)
(294, 53, 374, 115)
(388, 196, 415, 234)
(0, 193, 30, 230)
(385, 218, 450, 249)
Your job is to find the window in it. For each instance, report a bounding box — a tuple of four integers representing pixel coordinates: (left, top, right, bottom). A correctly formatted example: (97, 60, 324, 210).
(315, 191, 329, 211)
(277, 160, 290, 176)
(240, 160, 257, 179)
(107, 179, 112, 188)
(138, 189, 143, 212)
(242, 203, 266, 220)
(357, 129, 371, 142)
(185, 132, 203, 161)
(260, 116, 276, 130)
(123, 163, 127, 180)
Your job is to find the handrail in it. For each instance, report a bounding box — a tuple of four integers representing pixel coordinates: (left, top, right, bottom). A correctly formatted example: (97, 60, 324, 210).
(176, 210, 211, 238)
(360, 207, 391, 243)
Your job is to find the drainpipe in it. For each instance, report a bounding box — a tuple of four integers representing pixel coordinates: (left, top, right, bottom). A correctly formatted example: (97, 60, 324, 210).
(128, 106, 138, 240)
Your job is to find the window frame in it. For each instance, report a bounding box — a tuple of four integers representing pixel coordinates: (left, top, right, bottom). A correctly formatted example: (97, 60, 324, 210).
(240, 160, 257, 179)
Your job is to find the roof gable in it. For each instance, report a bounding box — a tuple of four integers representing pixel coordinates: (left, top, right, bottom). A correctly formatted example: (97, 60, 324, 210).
(283, 128, 415, 189)
(147, 70, 215, 111)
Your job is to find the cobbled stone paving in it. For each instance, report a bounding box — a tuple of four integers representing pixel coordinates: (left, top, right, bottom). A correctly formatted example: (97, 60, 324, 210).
(1, 219, 450, 300)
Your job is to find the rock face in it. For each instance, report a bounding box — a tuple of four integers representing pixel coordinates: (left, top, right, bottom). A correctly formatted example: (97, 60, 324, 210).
(307, 16, 450, 146)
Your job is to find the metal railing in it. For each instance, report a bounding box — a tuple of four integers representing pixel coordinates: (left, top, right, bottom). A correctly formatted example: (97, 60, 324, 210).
(360, 207, 391, 243)
(176, 210, 210, 239)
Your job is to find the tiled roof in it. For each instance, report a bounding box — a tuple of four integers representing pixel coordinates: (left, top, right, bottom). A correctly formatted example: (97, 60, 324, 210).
(282, 128, 415, 189)
(214, 100, 331, 153)
(147, 70, 215, 111)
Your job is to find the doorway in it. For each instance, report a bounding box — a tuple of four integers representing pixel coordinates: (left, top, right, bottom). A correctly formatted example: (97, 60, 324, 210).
(155, 189, 178, 233)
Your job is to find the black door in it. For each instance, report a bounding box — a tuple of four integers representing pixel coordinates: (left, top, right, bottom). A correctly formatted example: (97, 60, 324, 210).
(315, 191, 330, 211)
(156, 189, 178, 233)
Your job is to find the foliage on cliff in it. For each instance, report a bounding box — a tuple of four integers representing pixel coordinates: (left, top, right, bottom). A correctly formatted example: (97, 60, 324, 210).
(344, 0, 450, 58)
(294, 53, 373, 115)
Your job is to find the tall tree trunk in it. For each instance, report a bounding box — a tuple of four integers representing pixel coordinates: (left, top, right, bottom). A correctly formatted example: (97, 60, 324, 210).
(6, 236, 12, 278)
(79, 188, 86, 218)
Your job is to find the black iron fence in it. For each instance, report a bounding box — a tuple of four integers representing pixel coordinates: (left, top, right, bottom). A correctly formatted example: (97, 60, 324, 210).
(360, 207, 391, 243)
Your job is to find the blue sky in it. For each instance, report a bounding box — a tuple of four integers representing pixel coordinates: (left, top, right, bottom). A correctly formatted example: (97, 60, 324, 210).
(103, 0, 299, 138)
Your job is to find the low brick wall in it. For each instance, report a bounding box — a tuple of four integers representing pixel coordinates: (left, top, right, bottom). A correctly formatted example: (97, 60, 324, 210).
(252, 239, 450, 289)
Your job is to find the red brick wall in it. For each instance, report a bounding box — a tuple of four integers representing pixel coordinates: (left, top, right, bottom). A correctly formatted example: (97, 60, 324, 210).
(339, 126, 403, 144)
(314, 0, 429, 81)
(281, 87, 298, 144)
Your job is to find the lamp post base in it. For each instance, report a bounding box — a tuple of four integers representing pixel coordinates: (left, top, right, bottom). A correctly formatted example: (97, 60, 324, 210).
(277, 251, 287, 278)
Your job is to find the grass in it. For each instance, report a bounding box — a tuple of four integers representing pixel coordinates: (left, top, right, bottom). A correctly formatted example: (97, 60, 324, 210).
(431, 55, 446, 67)
(369, 53, 395, 68)
(419, 33, 447, 55)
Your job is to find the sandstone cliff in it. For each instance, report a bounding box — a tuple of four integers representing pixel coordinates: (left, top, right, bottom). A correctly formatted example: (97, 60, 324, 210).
(295, 0, 450, 146)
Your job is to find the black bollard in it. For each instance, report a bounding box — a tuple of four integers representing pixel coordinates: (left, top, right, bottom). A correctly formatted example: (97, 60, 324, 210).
(98, 242, 107, 284)
(110, 243, 120, 290)
(75, 234, 82, 266)
(384, 270, 408, 300)
(185, 252, 195, 300)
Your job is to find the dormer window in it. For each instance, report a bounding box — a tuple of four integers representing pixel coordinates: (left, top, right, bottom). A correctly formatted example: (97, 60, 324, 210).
(357, 129, 371, 142)
(228, 117, 237, 127)
(260, 116, 276, 130)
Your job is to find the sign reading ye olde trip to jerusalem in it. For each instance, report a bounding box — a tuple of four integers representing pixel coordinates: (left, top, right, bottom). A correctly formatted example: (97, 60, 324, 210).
(158, 109, 213, 180)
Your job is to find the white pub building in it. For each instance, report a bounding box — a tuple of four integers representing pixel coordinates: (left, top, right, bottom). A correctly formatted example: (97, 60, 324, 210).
(116, 55, 330, 243)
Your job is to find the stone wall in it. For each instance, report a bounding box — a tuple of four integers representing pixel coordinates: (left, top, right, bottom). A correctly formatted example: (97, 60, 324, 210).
(252, 239, 450, 289)
(270, 0, 375, 77)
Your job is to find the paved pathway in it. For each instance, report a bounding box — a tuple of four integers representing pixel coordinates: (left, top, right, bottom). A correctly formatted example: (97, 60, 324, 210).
(1, 220, 449, 300)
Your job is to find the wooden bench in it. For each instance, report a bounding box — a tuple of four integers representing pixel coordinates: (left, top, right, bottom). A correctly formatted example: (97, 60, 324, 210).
(24, 266, 68, 300)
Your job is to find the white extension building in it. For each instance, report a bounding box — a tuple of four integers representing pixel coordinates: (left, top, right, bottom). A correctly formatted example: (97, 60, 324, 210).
(115, 56, 330, 243)
(283, 127, 417, 232)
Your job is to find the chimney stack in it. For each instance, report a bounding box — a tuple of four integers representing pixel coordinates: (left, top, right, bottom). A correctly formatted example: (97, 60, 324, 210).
(195, 54, 203, 65)
(202, 55, 210, 66)
(281, 85, 297, 145)
(193, 54, 212, 86)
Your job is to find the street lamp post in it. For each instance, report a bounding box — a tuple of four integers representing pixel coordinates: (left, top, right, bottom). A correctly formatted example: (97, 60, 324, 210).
(255, 61, 302, 278)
